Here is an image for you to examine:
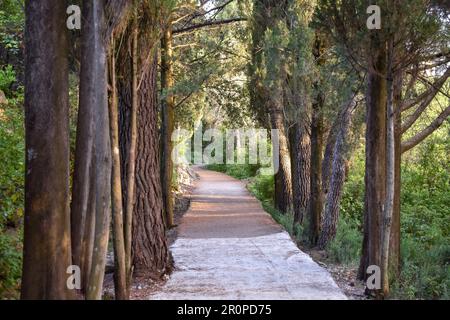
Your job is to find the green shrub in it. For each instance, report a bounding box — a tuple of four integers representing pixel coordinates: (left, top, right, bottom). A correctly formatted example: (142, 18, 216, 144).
(326, 217, 362, 265)
(261, 201, 294, 234)
(248, 172, 274, 203)
(391, 238, 450, 299)
(387, 132, 450, 299)
(340, 150, 365, 228)
(0, 99, 24, 227)
(206, 163, 227, 173)
(207, 163, 260, 180)
(0, 229, 22, 299)
(0, 65, 16, 97)
(327, 149, 364, 265)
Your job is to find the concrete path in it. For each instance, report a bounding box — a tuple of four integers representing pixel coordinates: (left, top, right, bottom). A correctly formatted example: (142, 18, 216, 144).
(149, 167, 346, 300)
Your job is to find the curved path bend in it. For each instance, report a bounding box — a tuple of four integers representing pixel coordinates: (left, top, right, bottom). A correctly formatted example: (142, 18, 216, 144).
(150, 167, 346, 300)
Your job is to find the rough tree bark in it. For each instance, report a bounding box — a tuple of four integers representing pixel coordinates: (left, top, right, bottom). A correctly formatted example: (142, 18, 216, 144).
(118, 20, 171, 278)
(266, 1, 292, 214)
(309, 100, 324, 244)
(322, 120, 339, 197)
(270, 94, 293, 214)
(318, 101, 355, 249)
(358, 36, 387, 294)
(289, 122, 310, 224)
(309, 30, 327, 244)
(132, 54, 171, 276)
(161, 22, 175, 228)
(21, 0, 73, 300)
(249, 0, 292, 213)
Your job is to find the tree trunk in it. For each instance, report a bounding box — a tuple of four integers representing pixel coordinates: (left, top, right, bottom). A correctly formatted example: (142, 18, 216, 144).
(71, 14, 95, 286)
(270, 102, 293, 214)
(83, 0, 112, 300)
(309, 30, 327, 243)
(108, 36, 127, 300)
(318, 102, 354, 249)
(271, 27, 292, 214)
(117, 16, 171, 277)
(161, 23, 175, 228)
(390, 72, 403, 276)
(309, 88, 324, 244)
(358, 37, 387, 295)
(132, 54, 171, 276)
(289, 122, 310, 224)
(381, 39, 395, 298)
(81, 163, 96, 292)
(123, 21, 139, 292)
(322, 119, 339, 197)
(255, 0, 293, 213)
(21, 0, 72, 300)
(249, 0, 271, 129)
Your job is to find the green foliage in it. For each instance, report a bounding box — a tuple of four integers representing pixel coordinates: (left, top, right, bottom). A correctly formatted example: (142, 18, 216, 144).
(0, 11, 24, 294)
(265, 204, 294, 235)
(336, 124, 450, 299)
(0, 229, 22, 299)
(392, 239, 449, 299)
(391, 131, 450, 299)
(247, 172, 274, 204)
(0, 0, 24, 54)
(0, 97, 24, 228)
(327, 217, 362, 265)
(172, 1, 252, 130)
(339, 147, 365, 227)
(207, 163, 260, 180)
(0, 65, 16, 96)
(321, 145, 364, 267)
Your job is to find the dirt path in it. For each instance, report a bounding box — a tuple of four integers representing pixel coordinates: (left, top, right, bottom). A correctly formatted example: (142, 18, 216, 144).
(149, 167, 346, 300)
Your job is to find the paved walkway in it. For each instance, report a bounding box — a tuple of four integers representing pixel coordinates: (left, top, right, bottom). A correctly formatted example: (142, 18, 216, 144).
(150, 167, 346, 300)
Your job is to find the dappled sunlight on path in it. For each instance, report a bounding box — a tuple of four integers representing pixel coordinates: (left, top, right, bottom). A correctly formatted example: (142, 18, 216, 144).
(149, 167, 347, 300)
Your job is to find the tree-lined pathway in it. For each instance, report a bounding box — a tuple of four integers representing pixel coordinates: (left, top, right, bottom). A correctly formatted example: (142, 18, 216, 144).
(150, 167, 346, 300)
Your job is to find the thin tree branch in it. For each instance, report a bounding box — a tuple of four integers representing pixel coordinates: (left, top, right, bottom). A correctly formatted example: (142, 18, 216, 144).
(173, 17, 247, 35)
(401, 105, 450, 153)
(179, 0, 235, 29)
(401, 73, 449, 134)
(402, 68, 450, 112)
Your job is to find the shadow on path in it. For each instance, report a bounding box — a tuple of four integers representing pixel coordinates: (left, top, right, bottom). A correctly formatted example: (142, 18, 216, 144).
(149, 167, 347, 300)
